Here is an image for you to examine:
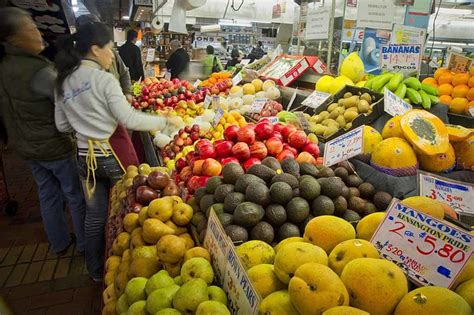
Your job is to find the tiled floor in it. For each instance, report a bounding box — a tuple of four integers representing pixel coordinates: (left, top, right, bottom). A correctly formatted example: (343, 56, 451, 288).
(0, 150, 102, 314)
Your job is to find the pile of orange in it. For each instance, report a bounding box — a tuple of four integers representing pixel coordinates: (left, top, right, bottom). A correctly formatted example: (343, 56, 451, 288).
(423, 66, 474, 116)
(199, 71, 232, 87)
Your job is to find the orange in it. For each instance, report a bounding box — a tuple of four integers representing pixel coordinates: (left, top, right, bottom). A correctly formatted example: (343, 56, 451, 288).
(438, 73, 454, 85)
(452, 73, 470, 86)
(422, 77, 438, 87)
(467, 88, 474, 101)
(470, 66, 474, 76)
(452, 84, 470, 98)
(439, 95, 452, 105)
(468, 76, 474, 88)
(434, 68, 450, 80)
(450, 98, 468, 114)
(438, 83, 453, 96)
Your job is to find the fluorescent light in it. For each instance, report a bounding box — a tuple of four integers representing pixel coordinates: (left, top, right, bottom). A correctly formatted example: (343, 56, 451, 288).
(438, 8, 472, 15)
(219, 19, 252, 27)
(72, 6, 78, 12)
(122, 15, 130, 20)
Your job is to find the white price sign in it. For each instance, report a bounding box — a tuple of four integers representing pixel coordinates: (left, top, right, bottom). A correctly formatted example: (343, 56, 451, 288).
(418, 171, 474, 215)
(249, 98, 267, 113)
(357, 0, 394, 30)
(164, 71, 171, 81)
(193, 79, 201, 88)
(469, 107, 474, 117)
(212, 95, 220, 109)
(232, 72, 243, 86)
(323, 125, 364, 167)
(380, 44, 422, 73)
(287, 88, 298, 110)
(447, 53, 473, 73)
(145, 48, 155, 62)
(305, 7, 330, 40)
(371, 200, 473, 288)
(213, 108, 225, 127)
(301, 90, 332, 109)
(203, 94, 212, 109)
(384, 88, 412, 116)
(240, 59, 251, 66)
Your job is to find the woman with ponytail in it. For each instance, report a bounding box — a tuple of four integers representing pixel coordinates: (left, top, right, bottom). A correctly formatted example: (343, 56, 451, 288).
(54, 22, 177, 281)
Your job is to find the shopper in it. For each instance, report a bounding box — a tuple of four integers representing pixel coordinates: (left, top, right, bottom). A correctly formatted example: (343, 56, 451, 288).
(118, 29, 144, 81)
(166, 39, 190, 79)
(0, 8, 85, 255)
(54, 22, 178, 281)
(226, 48, 240, 69)
(202, 45, 223, 77)
(250, 41, 266, 60)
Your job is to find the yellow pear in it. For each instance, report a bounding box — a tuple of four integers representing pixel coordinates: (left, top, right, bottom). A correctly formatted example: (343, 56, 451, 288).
(184, 247, 210, 262)
(142, 218, 175, 244)
(112, 232, 130, 256)
(128, 257, 161, 278)
(148, 197, 175, 221)
(138, 206, 148, 226)
(123, 213, 139, 233)
(157, 235, 187, 264)
(180, 233, 195, 250)
(165, 220, 188, 235)
(172, 202, 194, 226)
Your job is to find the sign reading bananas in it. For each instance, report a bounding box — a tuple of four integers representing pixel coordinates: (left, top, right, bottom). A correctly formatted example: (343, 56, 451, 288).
(380, 44, 422, 73)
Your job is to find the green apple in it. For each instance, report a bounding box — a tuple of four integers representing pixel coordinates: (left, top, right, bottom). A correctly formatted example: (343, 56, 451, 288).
(145, 270, 175, 295)
(196, 301, 231, 315)
(126, 300, 146, 315)
(125, 277, 148, 304)
(116, 294, 129, 314)
(146, 284, 180, 314)
(180, 257, 214, 285)
(156, 309, 182, 315)
(208, 285, 228, 305)
(174, 275, 184, 285)
(173, 278, 209, 313)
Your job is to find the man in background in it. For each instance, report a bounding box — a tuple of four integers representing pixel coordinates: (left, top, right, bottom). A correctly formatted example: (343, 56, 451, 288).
(119, 29, 145, 81)
(166, 39, 190, 79)
(250, 41, 266, 60)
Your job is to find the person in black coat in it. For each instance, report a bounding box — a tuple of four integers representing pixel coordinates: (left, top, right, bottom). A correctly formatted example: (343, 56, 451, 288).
(226, 48, 240, 69)
(166, 39, 190, 79)
(118, 30, 144, 81)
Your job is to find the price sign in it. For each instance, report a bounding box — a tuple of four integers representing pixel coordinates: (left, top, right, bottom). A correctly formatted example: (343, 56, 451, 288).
(213, 108, 225, 127)
(249, 98, 267, 113)
(145, 48, 155, 62)
(232, 71, 243, 86)
(193, 79, 202, 88)
(418, 171, 474, 215)
(323, 125, 364, 167)
(212, 95, 220, 110)
(447, 53, 473, 73)
(301, 90, 332, 109)
(380, 44, 422, 73)
(287, 88, 298, 110)
(371, 199, 473, 288)
(164, 71, 171, 81)
(203, 209, 231, 285)
(384, 88, 412, 116)
(469, 107, 474, 117)
(224, 248, 261, 315)
(240, 59, 251, 66)
(203, 94, 212, 109)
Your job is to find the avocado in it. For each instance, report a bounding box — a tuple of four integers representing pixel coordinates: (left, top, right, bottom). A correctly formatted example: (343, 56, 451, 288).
(191, 211, 206, 227)
(199, 229, 207, 244)
(338, 161, 355, 174)
(281, 158, 300, 177)
(206, 176, 223, 194)
(300, 214, 314, 232)
(364, 202, 378, 216)
(217, 212, 233, 227)
(348, 187, 360, 198)
(343, 209, 361, 222)
(286, 197, 310, 224)
(299, 162, 319, 177)
(214, 184, 235, 203)
(235, 174, 265, 193)
(334, 167, 349, 181)
(346, 174, 363, 187)
(278, 223, 300, 241)
(269, 182, 293, 205)
(341, 186, 350, 199)
(265, 204, 287, 227)
(311, 195, 335, 216)
(292, 188, 300, 197)
(233, 202, 265, 227)
(197, 219, 207, 233)
(200, 194, 215, 214)
(317, 167, 335, 178)
(333, 196, 348, 217)
(299, 175, 314, 183)
(271, 173, 299, 189)
(224, 192, 245, 214)
(250, 222, 275, 244)
(348, 196, 367, 214)
(248, 164, 277, 183)
(194, 187, 207, 205)
(299, 176, 321, 201)
(359, 182, 375, 199)
(320, 177, 344, 198)
(373, 191, 392, 211)
(222, 162, 245, 184)
(262, 156, 282, 171)
(246, 183, 271, 206)
(188, 197, 200, 213)
(206, 203, 225, 218)
(225, 225, 249, 243)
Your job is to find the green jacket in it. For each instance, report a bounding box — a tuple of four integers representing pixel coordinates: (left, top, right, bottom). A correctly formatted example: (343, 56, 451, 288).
(0, 44, 74, 161)
(202, 54, 223, 77)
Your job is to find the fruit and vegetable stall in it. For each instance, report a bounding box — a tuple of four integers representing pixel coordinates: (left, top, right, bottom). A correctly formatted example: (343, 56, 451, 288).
(101, 53, 474, 315)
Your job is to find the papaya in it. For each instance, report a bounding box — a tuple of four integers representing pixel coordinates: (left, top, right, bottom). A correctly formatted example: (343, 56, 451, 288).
(453, 135, 474, 170)
(446, 124, 473, 142)
(403, 77, 422, 90)
(359, 126, 383, 162)
(370, 137, 418, 177)
(417, 142, 456, 173)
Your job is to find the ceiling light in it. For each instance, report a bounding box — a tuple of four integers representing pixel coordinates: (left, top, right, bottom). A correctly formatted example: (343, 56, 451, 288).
(219, 19, 252, 27)
(122, 15, 130, 20)
(438, 8, 472, 15)
(71, 0, 77, 5)
(72, 6, 78, 12)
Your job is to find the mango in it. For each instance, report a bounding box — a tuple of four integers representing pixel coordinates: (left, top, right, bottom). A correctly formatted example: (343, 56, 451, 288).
(258, 290, 299, 315)
(456, 278, 474, 310)
(236, 240, 275, 270)
(304, 216, 356, 254)
(328, 239, 380, 275)
(274, 237, 305, 253)
(322, 306, 369, 315)
(248, 264, 286, 299)
(356, 212, 385, 241)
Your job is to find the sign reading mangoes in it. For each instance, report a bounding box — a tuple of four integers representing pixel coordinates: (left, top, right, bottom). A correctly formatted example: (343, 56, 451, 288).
(204, 209, 231, 285)
(371, 199, 473, 288)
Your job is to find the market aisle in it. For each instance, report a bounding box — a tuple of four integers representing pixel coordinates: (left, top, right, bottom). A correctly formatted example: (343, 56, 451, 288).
(0, 150, 102, 315)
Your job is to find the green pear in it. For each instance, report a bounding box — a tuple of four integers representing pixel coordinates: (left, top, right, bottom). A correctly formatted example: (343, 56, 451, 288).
(196, 301, 231, 315)
(116, 294, 129, 314)
(125, 277, 148, 304)
(181, 257, 214, 285)
(126, 300, 146, 315)
(146, 284, 180, 314)
(208, 285, 228, 305)
(173, 278, 209, 313)
(156, 309, 182, 315)
(174, 275, 184, 285)
(145, 270, 175, 295)
(132, 245, 157, 259)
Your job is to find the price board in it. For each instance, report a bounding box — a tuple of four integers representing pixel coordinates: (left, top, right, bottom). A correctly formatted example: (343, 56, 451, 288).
(223, 248, 261, 315)
(447, 53, 473, 73)
(323, 125, 364, 167)
(145, 48, 156, 62)
(232, 72, 243, 86)
(371, 199, 473, 288)
(164, 71, 171, 81)
(203, 209, 231, 285)
(418, 171, 474, 215)
(193, 79, 202, 88)
(249, 98, 267, 113)
(384, 88, 412, 116)
(380, 44, 422, 73)
(213, 107, 225, 127)
(203, 94, 212, 109)
(301, 90, 332, 109)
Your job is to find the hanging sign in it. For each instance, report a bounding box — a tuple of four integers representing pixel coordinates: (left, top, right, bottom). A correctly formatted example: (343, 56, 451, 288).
(418, 171, 474, 215)
(447, 53, 473, 73)
(371, 199, 473, 288)
(357, 0, 394, 30)
(384, 88, 412, 116)
(301, 91, 332, 109)
(305, 7, 330, 40)
(380, 44, 422, 73)
(232, 72, 243, 86)
(323, 125, 364, 167)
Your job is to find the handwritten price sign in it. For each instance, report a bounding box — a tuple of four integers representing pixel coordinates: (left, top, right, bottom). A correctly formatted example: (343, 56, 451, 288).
(232, 71, 243, 86)
(380, 44, 422, 73)
(371, 199, 473, 288)
(418, 171, 474, 215)
(213, 108, 225, 127)
(203, 94, 212, 109)
(323, 125, 364, 167)
(384, 88, 412, 116)
(301, 90, 332, 109)
(249, 98, 267, 113)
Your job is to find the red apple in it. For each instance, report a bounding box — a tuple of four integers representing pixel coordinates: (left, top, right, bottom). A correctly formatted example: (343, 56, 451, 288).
(237, 127, 256, 144)
(232, 142, 251, 161)
(202, 158, 222, 177)
(224, 125, 240, 142)
(265, 137, 284, 156)
(288, 130, 308, 149)
(281, 125, 297, 142)
(273, 123, 285, 133)
(303, 142, 320, 157)
(245, 123, 256, 130)
(196, 143, 216, 159)
(214, 140, 233, 158)
(283, 144, 298, 156)
(277, 149, 296, 162)
(243, 158, 261, 171)
(187, 176, 201, 194)
(250, 141, 268, 160)
(272, 132, 283, 141)
(254, 122, 274, 140)
(179, 166, 193, 184)
(220, 157, 240, 166)
(192, 159, 205, 175)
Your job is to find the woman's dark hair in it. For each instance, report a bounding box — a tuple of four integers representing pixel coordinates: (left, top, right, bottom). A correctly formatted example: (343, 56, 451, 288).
(0, 7, 32, 59)
(55, 22, 112, 96)
(206, 45, 214, 55)
(127, 29, 138, 41)
(231, 48, 239, 59)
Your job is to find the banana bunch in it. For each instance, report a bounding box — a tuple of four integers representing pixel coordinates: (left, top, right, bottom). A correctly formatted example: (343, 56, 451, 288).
(365, 73, 439, 109)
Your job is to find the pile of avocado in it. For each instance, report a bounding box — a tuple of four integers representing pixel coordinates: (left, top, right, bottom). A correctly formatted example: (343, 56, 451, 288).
(189, 158, 393, 245)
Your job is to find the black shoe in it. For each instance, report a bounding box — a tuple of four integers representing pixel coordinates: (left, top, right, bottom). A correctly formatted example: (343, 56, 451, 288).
(54, 233, 76, 256)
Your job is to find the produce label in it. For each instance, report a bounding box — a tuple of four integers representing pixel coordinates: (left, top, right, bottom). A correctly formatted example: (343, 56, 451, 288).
(145, 48, 155, 62)
(301, 90, 332, 109)
(380, 44, 422, 73)
(371, 199, 473, 288)
(164, 71, 171, 81)
(469, 107, 474, 117)
(418, 171, 474, 215)
(193, 79, 201, 88)
(232, 72, 243, 86)
(356, 0, 394, 30)
(391, 24, 426, 46)
(267, 116, 279, 124)
(240, 59, 251, 66)
(447, 52, 473, 73)
(203, 94, 212, 109)
(384, 88, 412, 116)
(249, 98, 267, 113)
(212, 95, 220, 110)
(213, 108, 225, 127)
(323, 125, 364, 167)
(204, 209, 231, 285)
(223, 248, 261, 315)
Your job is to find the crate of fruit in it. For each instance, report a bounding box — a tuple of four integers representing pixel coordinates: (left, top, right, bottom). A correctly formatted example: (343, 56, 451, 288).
(306, 85, 384, 142)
